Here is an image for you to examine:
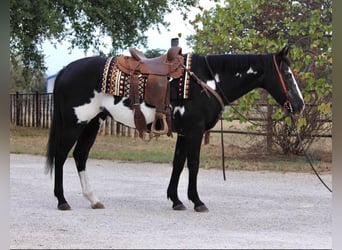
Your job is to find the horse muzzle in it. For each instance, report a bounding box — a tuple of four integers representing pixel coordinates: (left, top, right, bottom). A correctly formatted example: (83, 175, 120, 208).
(284, 100, 305, 116)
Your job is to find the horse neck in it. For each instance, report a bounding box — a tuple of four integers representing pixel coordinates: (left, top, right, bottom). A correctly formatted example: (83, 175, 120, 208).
(202, 54, 271, 104)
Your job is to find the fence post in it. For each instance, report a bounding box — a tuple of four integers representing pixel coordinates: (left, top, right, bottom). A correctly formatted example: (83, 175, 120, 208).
(116, 122, 120, 136)
(15, 92, 20, 126)
(204, 131, 210, 144)
(35, 91, 41, 127)
(266, 103, 273, 153)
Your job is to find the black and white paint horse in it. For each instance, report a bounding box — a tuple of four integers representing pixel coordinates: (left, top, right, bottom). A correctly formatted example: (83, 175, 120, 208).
(46, 45, 304, 212)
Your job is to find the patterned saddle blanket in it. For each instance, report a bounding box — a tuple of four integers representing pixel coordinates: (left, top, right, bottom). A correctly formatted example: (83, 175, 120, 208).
(100, 54, 192, 100)
(100, 52, 192, 138)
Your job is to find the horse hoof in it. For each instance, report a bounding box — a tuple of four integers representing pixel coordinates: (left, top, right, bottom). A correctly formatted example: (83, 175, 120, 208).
(194, 204, 209, 212)
(173, 203, 187, 211)
(58, 203, 71, 210)
(91, 202, 105, 209)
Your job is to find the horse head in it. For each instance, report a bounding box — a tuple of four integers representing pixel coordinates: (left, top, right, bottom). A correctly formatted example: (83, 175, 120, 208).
(264, 45, 305, 115)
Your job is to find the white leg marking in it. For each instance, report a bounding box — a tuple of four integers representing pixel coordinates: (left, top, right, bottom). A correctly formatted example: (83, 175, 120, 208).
(78, 170, 100, 206)
(173, 106, 185, 116)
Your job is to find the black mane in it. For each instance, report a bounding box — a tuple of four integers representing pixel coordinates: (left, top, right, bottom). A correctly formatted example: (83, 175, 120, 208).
(204, 53, 273, 75)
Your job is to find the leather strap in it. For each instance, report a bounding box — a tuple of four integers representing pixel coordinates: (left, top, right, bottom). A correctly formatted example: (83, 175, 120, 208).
(130, 73, 147, 138)
(183, 67, 225, 113)
(273, 55, 290, 101)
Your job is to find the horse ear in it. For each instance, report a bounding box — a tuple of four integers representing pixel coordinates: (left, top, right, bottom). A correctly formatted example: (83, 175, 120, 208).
(278, 44, 290, 58)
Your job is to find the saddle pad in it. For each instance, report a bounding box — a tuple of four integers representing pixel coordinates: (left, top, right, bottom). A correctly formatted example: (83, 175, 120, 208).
(101, 57, 147, 98)
(100, 54, 192, 100)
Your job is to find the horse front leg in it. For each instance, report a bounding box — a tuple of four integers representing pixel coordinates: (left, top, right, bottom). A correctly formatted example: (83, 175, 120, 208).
(187, 134, 208, 212)
(167, 135, 187, 210)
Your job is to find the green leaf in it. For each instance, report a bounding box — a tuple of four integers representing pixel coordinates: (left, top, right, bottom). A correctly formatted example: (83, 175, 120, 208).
(297, 117, 307, 129)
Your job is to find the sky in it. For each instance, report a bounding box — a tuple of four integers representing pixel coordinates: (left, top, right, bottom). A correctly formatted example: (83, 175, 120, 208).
(43, 0, 217, 76)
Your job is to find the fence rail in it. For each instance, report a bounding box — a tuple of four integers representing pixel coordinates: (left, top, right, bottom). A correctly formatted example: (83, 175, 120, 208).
(10, 92, 332, 141)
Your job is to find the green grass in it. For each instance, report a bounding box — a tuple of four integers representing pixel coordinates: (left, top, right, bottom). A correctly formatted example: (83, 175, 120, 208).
(10, 126, 175, 163)
(89, 148, 173, 163)
(10, 126, 332, 172)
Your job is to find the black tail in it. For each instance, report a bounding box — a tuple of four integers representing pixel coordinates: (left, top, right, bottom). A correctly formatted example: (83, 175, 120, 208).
(45, 69, 64, 175)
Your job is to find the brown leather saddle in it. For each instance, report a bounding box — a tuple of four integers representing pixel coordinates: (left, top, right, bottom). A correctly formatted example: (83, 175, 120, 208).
(116, 46, 184, 138)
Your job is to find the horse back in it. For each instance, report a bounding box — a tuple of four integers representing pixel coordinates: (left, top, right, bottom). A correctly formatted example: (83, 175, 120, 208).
(54, 56, 107, 95)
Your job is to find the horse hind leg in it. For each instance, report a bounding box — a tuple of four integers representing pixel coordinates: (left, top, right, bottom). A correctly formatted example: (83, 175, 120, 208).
(54, 127, 84, 210)
(73, 117, 104, 209)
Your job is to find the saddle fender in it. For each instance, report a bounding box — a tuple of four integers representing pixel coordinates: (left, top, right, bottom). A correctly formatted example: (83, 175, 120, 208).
(114, 47, 184, 138)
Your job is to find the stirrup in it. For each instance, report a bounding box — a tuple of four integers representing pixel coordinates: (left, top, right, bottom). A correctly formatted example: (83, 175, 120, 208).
(151, 113, 168, 136)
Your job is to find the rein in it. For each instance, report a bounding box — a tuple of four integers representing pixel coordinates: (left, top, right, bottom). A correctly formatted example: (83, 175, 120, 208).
(182, 65, 225, 112)
(273, 55, 331, 192)
(291, 116, 332, 193)
(182, 59, 226, 180)
(201, 55, 331, 192)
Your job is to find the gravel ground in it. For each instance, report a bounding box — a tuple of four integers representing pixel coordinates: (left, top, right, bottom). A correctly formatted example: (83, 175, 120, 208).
(10, 154, 332, 249)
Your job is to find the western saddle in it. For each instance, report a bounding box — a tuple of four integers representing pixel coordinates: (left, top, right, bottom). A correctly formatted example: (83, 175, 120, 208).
(116, 46, 184, 138)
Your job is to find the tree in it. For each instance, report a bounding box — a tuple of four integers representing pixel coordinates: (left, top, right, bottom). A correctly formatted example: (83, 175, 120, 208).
(10, 0, 197, 82)
(144, 48, 166, 58)
(188, 0, 332, 154)
(10, 59, 46, 93)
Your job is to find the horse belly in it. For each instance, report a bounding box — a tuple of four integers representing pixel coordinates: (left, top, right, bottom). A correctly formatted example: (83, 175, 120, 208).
(101, 94, 156, 128)
(73, 91, 156, 128)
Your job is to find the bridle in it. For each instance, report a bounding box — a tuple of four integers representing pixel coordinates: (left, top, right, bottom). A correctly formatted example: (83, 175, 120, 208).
(186, 54, 332, 192)
(273, 55, 331, 192)
(272, 55, 293, 114)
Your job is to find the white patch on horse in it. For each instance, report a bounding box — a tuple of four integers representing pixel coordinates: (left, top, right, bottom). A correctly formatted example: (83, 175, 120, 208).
(173, 106, 185, 116)
(235, 72, 242, 78)
(206, 80, 216, 90)
(287, 68, 304, 102)
(74, 91, 103, 123)
(78, 170, 100, 206)
(214, 74, 220, 82)
(104, 96, 156, 127)
(246, 67, 258, 75)
(206, 74, 219, 90)
(73, 91, 156, 127)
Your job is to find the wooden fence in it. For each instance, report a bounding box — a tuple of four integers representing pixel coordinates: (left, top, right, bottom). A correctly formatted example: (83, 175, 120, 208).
(10, 92, 53, 128)
(9, 92, 140, 137)
(10, 92, 332, 141)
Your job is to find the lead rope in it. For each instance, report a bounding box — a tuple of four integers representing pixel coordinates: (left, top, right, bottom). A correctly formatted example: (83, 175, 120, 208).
(220, 115, 226, 180)
(182, 62, 226, 180)
(204, 56, 264, 181)
(291, 117, 332, 193)
(274, 55, 332, 193)
(204, 56, 332, 191)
